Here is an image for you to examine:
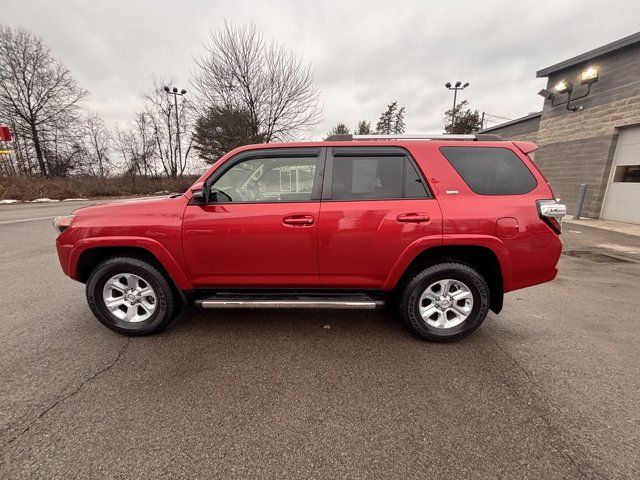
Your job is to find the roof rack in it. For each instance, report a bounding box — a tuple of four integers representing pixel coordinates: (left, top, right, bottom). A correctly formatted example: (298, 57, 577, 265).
(324, 133, 503, 141)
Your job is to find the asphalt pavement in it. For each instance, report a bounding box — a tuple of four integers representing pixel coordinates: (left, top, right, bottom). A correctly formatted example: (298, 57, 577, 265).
(1, 200, 639, 479)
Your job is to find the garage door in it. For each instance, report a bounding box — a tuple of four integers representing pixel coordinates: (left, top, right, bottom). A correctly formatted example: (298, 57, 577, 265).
(601, 126, 640, 224)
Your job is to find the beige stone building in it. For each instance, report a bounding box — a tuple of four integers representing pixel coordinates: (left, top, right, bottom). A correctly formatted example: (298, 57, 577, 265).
(482, 32, 640, 224)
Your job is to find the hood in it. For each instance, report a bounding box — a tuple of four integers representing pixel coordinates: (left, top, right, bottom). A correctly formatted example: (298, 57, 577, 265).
(72, 195, 182, 215)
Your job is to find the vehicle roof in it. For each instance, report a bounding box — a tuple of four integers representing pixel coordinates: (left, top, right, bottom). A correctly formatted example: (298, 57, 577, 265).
(228, 138, 514, 152)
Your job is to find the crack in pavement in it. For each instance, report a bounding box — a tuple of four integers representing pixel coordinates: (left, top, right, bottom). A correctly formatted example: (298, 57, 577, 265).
(480, 329, 597, 480)
(2, 337, 131, 448)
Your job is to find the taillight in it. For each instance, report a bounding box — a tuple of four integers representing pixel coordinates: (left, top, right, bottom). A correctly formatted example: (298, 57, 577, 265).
(536, 199, 566, 234)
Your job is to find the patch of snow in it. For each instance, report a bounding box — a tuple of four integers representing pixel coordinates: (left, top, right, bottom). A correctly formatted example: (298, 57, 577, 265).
(29, 198, 60, 203)
(153, 190, 170, 195)
(62, 198, 88, 201)
(0, 199, 19, 204)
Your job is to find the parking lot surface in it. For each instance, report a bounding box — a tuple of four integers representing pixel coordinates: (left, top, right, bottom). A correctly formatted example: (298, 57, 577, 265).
(1, 200, 639, 479)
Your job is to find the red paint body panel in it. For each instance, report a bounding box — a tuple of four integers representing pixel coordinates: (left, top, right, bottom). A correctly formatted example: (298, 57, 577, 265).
(318, 199, 442, 288)
(404, 141, 561, 293)
(0, 126, 11, 141)
(496, 217, 520, 239)
(182, 202, 320, 287)
(56, 195, 193, 289)
(513, 141, 538, 155)
(56, 139, 562, 298)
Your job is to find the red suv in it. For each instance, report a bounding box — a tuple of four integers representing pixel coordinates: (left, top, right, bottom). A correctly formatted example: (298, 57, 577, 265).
(54, 134, 565, 342)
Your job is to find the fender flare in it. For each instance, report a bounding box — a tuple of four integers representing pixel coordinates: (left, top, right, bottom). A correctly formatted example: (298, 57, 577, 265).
(381, 234, 513, 291)
(68, 236, 193, 290)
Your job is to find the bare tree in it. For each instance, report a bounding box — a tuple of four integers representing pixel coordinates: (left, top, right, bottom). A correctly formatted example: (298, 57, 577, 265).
(133, 112, 156, 177)
(114, 126, 143, 185)
(0, 25, 87, 176)
(141, 79, 192, 177)
(78, 111, 112, 177)
(192, 22, 321, 143)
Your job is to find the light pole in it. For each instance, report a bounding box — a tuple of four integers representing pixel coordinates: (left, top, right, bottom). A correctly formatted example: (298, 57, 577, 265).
(445, 81, 469, 131)
(163, 86, 187, 170)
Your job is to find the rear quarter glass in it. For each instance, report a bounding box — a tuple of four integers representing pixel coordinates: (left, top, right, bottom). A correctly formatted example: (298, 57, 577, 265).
(524, 153, 556, 198)
(439, 146, 537, 195)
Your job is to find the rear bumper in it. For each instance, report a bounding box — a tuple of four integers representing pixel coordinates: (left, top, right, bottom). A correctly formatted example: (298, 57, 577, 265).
(511, 265, 558, 291)
(506, 234, 562, 292)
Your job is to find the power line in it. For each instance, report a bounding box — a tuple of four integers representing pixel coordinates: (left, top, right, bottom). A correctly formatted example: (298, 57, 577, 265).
(484, 113, 513, 122)
(480, 112, 514, 130)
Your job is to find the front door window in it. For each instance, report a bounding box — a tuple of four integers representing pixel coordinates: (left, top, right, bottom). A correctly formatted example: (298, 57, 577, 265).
(211, 157, 317, 203)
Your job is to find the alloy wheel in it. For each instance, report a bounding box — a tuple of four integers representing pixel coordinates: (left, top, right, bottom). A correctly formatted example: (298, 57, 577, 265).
(418, 279, 474, 329)
(102, 273, 157, 323)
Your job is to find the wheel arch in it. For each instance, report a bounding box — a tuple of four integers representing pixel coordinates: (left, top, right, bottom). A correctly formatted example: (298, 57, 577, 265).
(75, 245, 191, 306)
(390, 245, 505, 314)
(71, 237, 192, 293)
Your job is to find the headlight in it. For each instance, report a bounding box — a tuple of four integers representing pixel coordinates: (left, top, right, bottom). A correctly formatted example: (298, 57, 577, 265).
(53, 215, 75, 233)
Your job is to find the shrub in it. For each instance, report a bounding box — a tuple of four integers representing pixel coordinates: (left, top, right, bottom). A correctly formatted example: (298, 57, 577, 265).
(0, 175, 198, 201)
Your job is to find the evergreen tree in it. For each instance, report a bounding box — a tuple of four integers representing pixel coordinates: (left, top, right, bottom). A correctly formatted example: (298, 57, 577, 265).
(193, 106, 265, 164)
(326, 123, 350, 137)
(354, 120, 372, 135)
(376, 101, 397, 134)
(444, 100, 482, 134)
(393, 106, 405, 134)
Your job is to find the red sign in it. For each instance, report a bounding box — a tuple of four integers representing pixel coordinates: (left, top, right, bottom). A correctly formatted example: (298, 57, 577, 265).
(0, 126, 11, 141)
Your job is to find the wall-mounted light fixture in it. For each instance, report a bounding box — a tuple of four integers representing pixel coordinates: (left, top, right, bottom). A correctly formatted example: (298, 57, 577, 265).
(538, 66, 599, 112)
(553, 79, 573, 94)
(580, 66, 599, 84)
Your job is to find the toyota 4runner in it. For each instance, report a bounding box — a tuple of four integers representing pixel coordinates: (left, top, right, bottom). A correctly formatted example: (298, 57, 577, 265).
(54, 134, 566, 342)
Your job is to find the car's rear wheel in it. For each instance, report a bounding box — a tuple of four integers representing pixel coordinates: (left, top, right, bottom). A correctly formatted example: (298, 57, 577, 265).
(400, 262, 490, 342)
(86, 257, 179, 336)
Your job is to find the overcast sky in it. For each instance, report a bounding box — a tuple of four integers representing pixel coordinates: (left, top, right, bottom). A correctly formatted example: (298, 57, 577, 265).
(2, 0, 639, 140)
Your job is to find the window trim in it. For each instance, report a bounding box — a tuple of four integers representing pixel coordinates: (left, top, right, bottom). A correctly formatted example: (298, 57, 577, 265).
(321, 146, 433, 202)
(195, 147, 325, 205)
(612, 164, 640, 183)
(439, 145, 538, 196)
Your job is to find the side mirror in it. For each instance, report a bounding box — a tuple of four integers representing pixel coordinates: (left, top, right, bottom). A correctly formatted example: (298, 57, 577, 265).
(191, 189, 208, 203)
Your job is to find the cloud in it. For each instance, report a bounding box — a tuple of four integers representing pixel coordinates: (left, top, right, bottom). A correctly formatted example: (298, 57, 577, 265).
(2, 0, 639, 140)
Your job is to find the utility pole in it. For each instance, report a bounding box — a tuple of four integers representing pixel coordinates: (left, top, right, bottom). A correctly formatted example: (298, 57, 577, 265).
(445, 81, 470, 131)
(163, 86, 187, 175)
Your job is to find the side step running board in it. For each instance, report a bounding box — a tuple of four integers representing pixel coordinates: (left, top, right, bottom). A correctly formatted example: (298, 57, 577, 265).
(196, 295, 384, 310)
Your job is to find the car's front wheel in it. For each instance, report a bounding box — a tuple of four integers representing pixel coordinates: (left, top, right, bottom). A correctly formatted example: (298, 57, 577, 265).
(86, 256, 179, 336)
(400, 262, 490, 342)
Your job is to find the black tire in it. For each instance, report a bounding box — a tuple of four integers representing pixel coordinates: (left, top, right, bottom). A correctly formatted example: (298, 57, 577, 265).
(86, 256, 180, 336)
(400, 262, 490, 342)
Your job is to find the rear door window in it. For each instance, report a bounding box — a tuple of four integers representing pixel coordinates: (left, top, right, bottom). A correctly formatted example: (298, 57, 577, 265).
(330, 155, 429, 200)
(404, 158, 428, 198)
(440, 147, 537, 195)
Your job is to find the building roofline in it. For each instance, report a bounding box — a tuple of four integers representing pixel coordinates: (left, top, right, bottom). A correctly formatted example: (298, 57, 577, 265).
(480, 112, 542, 133)
(536, 31, 640, 77)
